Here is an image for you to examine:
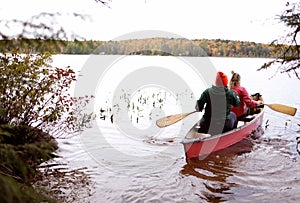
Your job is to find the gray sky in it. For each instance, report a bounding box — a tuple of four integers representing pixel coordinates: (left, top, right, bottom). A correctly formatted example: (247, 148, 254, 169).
(0, 0, 294, 43)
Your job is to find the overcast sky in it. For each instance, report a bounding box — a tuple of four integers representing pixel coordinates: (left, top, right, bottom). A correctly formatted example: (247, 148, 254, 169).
(0, 0, 296, 43)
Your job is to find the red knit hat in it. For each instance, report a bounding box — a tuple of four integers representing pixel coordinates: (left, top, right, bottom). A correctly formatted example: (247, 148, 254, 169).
(215, 71, 228, 86)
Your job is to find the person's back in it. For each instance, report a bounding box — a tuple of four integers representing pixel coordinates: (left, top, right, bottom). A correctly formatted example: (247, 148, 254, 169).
(200, 85, 238, 122)
(196, 71, 240, 135)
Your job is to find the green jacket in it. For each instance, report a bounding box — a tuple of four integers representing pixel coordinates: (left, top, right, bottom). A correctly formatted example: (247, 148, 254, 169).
(196, 85, 240, 121)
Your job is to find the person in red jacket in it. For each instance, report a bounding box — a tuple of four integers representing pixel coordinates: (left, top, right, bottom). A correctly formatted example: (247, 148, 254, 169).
(229, 71, 263, 121)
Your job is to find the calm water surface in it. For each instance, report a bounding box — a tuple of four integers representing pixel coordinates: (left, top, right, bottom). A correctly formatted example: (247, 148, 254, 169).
(49, 56, 300, 202)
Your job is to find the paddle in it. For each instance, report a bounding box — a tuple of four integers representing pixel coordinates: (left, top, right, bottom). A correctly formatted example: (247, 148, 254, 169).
(156, 111, 197, 128)
(263, 103, 297, 116)
(156, 103, 297, 128)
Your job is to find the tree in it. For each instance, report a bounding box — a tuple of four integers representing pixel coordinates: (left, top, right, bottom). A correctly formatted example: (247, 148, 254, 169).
(0, 1, 110, 201)
(259, 1, 300, 79)
(0, 0, 113, 135)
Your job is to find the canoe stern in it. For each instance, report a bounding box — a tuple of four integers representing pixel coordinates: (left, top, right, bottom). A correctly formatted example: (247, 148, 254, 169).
(182, 110, 264, 159)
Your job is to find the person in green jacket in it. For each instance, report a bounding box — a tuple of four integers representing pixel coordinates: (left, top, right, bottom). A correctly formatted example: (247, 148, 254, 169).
(195, 71, 240, 135)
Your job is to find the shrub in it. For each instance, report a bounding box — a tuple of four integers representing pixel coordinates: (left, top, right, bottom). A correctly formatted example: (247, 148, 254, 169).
(0, 49, 94, 136)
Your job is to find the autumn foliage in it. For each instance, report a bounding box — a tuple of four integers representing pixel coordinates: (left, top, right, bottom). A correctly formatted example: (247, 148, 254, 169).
(0, 49, 95, 201)
(0, 50, 94, 136)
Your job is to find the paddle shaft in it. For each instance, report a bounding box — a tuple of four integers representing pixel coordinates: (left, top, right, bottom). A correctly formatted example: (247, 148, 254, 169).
(156, 103, 297, 128)
(156, 111, 197, 128)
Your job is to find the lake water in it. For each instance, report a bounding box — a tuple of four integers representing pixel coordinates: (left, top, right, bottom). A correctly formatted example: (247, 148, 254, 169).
(44, 55, 300, 202)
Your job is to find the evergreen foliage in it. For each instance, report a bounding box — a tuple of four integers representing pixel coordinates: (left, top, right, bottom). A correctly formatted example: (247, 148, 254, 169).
(0, 124, 58, 202)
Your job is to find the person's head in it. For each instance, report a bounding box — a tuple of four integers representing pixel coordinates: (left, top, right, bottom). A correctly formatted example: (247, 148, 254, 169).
(230, 71, 241, 88)
(215, 71, 228, 87)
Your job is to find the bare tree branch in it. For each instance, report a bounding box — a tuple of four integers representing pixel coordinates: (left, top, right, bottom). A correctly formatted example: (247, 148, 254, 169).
(259, 2, 300, 79)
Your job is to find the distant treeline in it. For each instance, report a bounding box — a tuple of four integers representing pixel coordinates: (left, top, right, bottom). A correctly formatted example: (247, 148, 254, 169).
(0, 38, 281, 58)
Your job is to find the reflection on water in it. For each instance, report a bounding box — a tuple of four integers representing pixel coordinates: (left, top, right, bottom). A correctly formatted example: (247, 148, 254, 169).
(47, 115, 300, 202)
(42, 56, 300, 202)
(33, 136, 100, 202)
(179, 129, 300, 202)
(98, 88, 193, 125)
(180, 138, 254, 202)
(34, 163, 92, 203)
(297, 137, 300, 155)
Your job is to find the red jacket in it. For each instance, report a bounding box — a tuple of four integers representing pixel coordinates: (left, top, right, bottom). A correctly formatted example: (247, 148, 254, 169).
(231, 86, 259, 117)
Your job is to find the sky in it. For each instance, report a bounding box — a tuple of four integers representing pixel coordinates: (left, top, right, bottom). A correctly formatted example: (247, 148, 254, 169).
(0, 0, 297, 43)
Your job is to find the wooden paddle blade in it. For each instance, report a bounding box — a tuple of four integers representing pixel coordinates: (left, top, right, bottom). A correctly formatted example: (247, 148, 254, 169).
(156, 111, 197, 128)
(265, 103, 297, 116)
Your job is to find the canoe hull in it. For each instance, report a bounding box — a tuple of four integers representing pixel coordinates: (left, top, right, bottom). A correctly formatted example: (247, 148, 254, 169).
(182, 109, 264, 159)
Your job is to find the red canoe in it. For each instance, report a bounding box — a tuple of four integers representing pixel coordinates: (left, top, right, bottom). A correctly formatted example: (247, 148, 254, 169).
(181, 108, 264, 159)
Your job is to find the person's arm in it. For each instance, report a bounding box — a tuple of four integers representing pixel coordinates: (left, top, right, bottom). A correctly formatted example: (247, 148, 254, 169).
(241, 87, 260, 107)
(195, 90, 207, 112)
